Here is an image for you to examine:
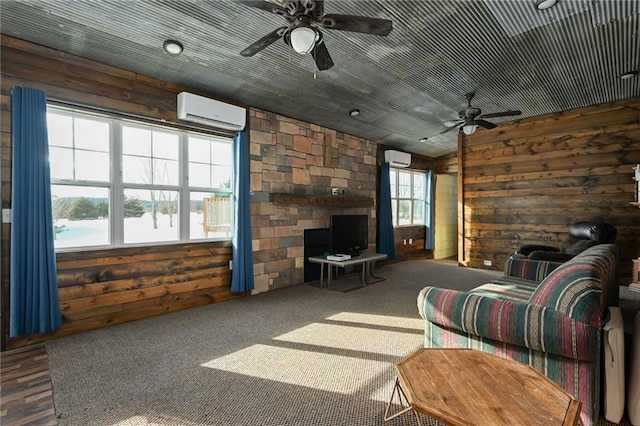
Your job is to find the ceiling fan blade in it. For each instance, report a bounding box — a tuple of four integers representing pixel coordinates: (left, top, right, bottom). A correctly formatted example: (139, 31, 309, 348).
(321, 14, 393, 36)
(480, 110, 522, 119)
(475, 119, 497, 129)
(240, 27, 286, 57)
(311, 40, 334, 70)
(438, 122, 463, 135)
(234, 0, 288, 16)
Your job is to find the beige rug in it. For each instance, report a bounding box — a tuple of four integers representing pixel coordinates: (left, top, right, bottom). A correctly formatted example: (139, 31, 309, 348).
(45, 259, 637, 425)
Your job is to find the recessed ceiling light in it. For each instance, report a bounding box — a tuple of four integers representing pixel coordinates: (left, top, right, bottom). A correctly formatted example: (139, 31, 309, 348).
(419, 137, 428, 143)
(620, 71, 638, 80)
(349, 109, 360, 117)
(535, 0, 559, 10)
(163, 39, 183, 55)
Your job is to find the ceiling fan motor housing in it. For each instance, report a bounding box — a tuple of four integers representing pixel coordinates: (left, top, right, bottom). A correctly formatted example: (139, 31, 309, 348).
(285, 0, 323, 22)
(460, 107, 481, 119)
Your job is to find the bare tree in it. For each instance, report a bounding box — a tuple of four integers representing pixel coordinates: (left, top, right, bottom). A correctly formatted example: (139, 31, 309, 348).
(160, 191, 178, 227)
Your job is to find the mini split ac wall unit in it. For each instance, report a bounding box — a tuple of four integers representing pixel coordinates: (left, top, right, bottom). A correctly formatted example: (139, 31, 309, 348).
(384, 150, 411, 168)
(177, 92, 246, 131)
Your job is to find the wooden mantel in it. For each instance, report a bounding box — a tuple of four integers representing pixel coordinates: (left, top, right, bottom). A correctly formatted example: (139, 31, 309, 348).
(270, 193, 374, 207)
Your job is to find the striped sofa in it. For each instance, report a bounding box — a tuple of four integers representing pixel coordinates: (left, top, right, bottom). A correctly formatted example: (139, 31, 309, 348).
(417, 244, 619, 426)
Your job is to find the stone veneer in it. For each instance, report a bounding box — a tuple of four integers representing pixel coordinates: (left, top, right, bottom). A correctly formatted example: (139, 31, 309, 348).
(248, 108, 379, 294)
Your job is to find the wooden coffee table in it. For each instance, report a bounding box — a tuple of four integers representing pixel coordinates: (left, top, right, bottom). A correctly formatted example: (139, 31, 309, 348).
(385, 348, 582, 426)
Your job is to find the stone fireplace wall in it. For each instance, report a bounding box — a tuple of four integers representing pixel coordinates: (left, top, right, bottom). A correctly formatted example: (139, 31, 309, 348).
(248, 108, 378, 294)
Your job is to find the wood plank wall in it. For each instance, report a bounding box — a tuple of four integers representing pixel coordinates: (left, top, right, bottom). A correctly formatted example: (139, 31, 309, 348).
(460, 97, 640, 283)
(1, 35, 243, 350)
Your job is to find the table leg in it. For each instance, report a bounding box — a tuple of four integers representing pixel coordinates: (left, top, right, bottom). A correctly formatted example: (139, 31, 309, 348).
(327, 264, 332, 290)
(369, 260, 384, 281)
(319, 261, 325, 288)
(363, 261, 385, 285)
(384, 378, 422, 426)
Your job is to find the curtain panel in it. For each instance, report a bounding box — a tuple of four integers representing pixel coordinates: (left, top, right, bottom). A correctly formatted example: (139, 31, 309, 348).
(425, 170, 436, 250)
(377, 162, 396, 259)
(231, 131, 255, 293)
(10, 86, 62, 337)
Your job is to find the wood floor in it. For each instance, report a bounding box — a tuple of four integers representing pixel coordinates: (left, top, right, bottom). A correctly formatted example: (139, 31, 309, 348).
(0, 344, 57, 426)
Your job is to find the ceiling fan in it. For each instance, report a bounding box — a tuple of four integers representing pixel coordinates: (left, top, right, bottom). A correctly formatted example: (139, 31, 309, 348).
(438, 92, 522, 136)
(236, 0, 393, 71)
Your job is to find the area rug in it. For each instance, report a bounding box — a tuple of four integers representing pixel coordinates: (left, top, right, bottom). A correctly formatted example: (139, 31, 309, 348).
(46, 259, 636, 425)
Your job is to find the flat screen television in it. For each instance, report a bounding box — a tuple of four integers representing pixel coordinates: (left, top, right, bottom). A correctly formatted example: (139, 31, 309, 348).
(329, 214, 368, 256)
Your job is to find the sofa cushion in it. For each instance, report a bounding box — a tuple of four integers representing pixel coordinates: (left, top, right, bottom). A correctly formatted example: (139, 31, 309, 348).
(562, 238, 597, 255)
(528, 261, 601, 327)
(504, 256, 563, 282)
(469, 276, 538, 302)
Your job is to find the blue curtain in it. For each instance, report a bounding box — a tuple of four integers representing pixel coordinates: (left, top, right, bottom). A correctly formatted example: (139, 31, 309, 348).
(377, 162, 396, 259)
(231, 131, 255, 293)
(10, 86, 62, 337)
(425, 170, 436, 250)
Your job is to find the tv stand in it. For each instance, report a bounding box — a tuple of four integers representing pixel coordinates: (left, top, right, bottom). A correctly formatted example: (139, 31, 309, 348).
(307, 253, 387, 291)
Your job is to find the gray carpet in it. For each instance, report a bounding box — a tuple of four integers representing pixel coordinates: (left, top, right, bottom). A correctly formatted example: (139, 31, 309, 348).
(46, 260, 637, 426)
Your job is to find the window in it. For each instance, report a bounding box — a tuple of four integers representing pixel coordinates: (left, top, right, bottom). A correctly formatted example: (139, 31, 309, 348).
(389, 168, 426, 226)
(48, 106, 233, 251)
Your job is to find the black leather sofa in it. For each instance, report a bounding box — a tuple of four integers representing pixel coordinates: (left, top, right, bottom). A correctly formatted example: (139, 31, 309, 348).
(514, 221, 618, 262)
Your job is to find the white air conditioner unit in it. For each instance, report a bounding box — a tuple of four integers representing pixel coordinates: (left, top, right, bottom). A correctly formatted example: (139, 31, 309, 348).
(177, 92, 246, 131)
(384, 150, 411, 168)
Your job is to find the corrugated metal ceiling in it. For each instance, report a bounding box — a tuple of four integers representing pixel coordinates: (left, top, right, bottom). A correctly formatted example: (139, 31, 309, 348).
(1, 0, 638, 157)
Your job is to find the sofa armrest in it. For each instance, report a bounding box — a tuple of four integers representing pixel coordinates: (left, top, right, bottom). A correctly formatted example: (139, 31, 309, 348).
(517, 244, 559, 256)
(528, 251, 576, 262)
(418, 286, 600, 362)
(504, 257, 563, 282)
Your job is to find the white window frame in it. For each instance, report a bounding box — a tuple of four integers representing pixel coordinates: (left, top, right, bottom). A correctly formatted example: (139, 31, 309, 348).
(47, 105, 234, 252)
(389, 167, 426, 227)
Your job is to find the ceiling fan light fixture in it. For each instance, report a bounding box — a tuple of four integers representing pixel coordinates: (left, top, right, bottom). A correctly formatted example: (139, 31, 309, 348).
(419, 137, 428, 143)
(349, 109, 360, 117)
(535, 0, 559, 10)
(289, 26, 318, 54)
(462, 124, 478, 136)
(163, 39, 183, 55)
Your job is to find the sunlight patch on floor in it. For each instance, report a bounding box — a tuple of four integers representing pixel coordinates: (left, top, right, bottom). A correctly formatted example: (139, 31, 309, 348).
(109, 414, 205, 426)
(273, 322, 420, 356)
(325, 312, 424, 330)
(201, 344, 390, 395)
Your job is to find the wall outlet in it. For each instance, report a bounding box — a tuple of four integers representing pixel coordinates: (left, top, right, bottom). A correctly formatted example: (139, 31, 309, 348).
(403, 239, 407, 245)
(2, 209, 11, 223)
(409, 238, 413, 244)
(331, 188, 339, 196)
(483, 260, 492, 266)
(229, 260, 233, 270)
